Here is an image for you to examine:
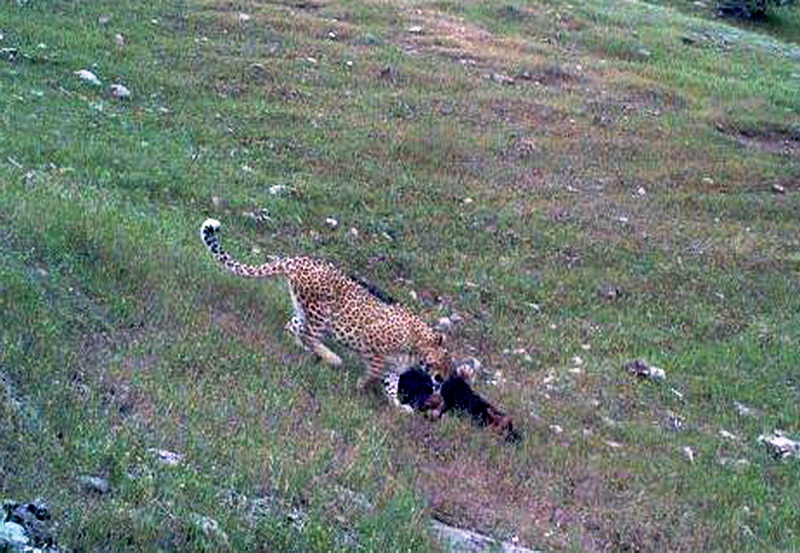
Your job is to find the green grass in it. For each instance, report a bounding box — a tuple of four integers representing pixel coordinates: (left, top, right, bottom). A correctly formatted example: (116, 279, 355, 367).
(1, 0, 799, 551)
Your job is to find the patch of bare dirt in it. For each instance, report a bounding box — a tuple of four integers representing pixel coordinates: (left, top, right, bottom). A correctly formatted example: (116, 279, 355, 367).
(398, 9, 539, 75)
(715, 121, 800, 158)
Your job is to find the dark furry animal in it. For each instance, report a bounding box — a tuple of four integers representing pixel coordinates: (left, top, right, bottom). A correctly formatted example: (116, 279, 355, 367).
(435, 373, 522, 444)
(385, 365, 521, 443)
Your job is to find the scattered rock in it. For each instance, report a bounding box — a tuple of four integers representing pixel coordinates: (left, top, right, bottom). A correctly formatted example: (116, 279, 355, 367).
(668, 413, 684, 431)
(454, 356, 482, 377)
(237, 12, 251, 23)
(0, 521, 28, 551)
(407, 25, 424, 34)
(379, 65, 397, 82)
(758, 431, 800, 459)
(149, 448, 183, 466)
(79, 475, 111, 495)
(1, 47, 19, 62)
(114, 34, 125, 47)
(324, 217, 339, 229)
(268, 184, 291, 195)
(718, 429, 738, 441)
(597, 284, 622, 301)
(771, 183, 786, 194)
(434, 317, 452, 333)
(430, 519, 539, 553)
(75, 69, 101, 86)
(733, 401, 758, 418)
(108, 83, 131, 100)
(625, 359, 665, 381)
(191, 514, 229, 545)
(489, 72, 515, 85)
(681, 446, 695, 463)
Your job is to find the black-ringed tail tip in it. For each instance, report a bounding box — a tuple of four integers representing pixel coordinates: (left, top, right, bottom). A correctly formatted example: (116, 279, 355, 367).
(200, 218, 222, 251)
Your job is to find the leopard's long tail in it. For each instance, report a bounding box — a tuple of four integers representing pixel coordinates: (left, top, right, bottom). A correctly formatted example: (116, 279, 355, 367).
(200, 218, 286, 278)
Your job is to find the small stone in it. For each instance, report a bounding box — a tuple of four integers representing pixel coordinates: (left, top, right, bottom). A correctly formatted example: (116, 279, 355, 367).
(734, 401, 758, 418)
(268, 184, 289, 195)
(718, 429, 738, 440)
(636, 186, 646, 196)
(327, 31, 337, 40)
(407, 25, 423, 34)
(238, 12, 251, 22)
(108, 83, 131, 99)
(114, 33, 125, 47)
(701, 176, 714, 185)
(462, 197, 473, 205)
(348, 227, 359, 238)
(771, 183, 786, 194)
(625, 359, 665, 381)
(325, 217, 338, 229)
(0, 521, 28, 548)
(758, 431, 800, 459)
(306, 57, 318, 64)
(1, 47, 19, 62)
(598, 285, 621, 300)
(549, 424, 563, 434)
(435, 317, 452, 332)
(149, 448, 183, 466)
(605, 440, 623, 449)
(682, 446, 695, 463)
(79, 475, 111, 494)
(75, 69, 102, 86)
(192, 514, 229, 545)
(490, 72, 515, 85)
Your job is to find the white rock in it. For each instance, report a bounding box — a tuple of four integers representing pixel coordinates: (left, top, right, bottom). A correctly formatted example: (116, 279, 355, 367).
(75, 69, 102, 86)
(734, 401, 758, 417)
(682, 446, 695, 463)
(758, 431, 800, 459)
(325, 217, 338, 229)
(238, 12, 251, 22)
(268, 184, 289, 195)
(114, 33, 125, 47)
(407, 25, 423, 34)
(109, 83, 131, 99)
(719, 429, 738, 440)
(149, 448, 183, 466)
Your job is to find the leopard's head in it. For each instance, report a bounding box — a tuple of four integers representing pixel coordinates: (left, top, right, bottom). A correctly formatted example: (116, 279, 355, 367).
(421, 333, 452, 383)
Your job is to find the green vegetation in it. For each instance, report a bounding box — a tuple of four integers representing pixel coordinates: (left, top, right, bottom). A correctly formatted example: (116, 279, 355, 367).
(1, 0, 799, 551)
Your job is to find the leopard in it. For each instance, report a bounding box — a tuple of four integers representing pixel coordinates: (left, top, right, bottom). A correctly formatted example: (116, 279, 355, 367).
(200, 218, 452, 389)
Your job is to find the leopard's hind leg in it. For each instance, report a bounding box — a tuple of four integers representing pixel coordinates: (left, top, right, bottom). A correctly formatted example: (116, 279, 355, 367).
(286, 290, 342, 366)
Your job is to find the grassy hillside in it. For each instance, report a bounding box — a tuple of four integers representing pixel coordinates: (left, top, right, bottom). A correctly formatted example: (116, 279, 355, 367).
(1, 0, 799, 551)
